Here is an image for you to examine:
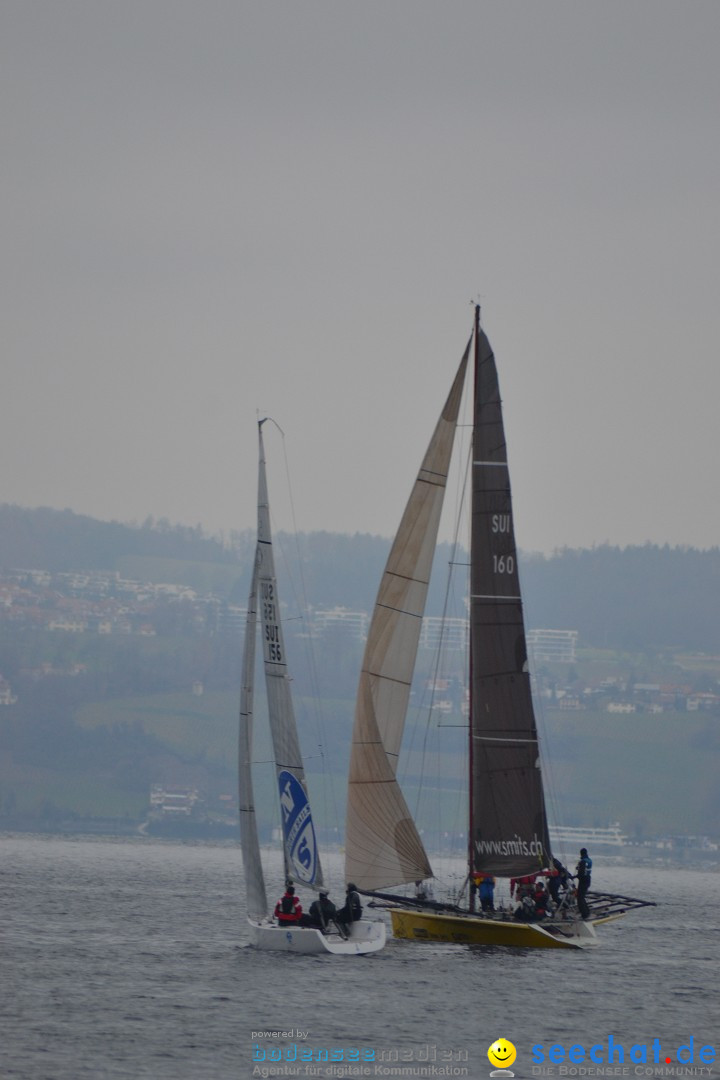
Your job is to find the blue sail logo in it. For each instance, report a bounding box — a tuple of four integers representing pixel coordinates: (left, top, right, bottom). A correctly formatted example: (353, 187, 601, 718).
(277, 770, 318, 884)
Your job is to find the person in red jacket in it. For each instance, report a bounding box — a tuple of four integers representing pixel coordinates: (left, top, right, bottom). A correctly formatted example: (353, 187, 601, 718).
(274, 885, 302, 925)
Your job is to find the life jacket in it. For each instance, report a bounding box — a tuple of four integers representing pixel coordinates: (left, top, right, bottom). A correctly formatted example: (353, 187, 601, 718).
(510, 873, 536, 898)
(577, 856, 592, 879)
(275, 892, 302, 923)
(533, 888, 549, 914)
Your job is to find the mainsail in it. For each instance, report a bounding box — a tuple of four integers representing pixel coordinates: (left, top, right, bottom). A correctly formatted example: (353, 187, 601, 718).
(345, 345, 470, 890)
(238, 560, 268, 920)
(256, 421, 322, 888)
(470, 320, 552, 877)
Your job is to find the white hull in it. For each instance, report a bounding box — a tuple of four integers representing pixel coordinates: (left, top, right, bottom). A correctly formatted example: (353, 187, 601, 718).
(248, 918, 386, 955)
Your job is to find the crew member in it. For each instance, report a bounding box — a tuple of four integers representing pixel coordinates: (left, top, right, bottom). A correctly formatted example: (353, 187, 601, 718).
(336, 882, 362, 932)
(274, 884, 302, 925)
(478, 874, 496, 912)
(299, 888, 337, 930)
(575, 847, 592, 919)
(415, 879, 434, 902)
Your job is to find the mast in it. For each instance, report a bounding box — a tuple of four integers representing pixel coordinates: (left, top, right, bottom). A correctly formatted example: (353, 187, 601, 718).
(467, 304, 479, 912)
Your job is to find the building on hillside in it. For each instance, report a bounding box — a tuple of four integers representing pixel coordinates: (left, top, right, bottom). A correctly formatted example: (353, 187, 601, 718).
(527, 628, 578, 664)
(313, 607, 369, 641)
(149, 786, 202, 817)
(216, 603, 247, 635)
(0, 677, 17, 705)
(420, 616, 468, 652)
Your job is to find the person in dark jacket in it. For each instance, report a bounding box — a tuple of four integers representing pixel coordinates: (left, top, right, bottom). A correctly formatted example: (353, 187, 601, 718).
(274, 885, 302, 925)
(545, 859, 570, 907)
(299, 889, 337, 930)
(575, 848, 593, 919)
(533, 882, 551, 919)
(336, 883, 362, 932)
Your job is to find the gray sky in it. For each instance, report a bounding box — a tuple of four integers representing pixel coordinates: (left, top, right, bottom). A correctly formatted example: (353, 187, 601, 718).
(3, 1, 719, 554)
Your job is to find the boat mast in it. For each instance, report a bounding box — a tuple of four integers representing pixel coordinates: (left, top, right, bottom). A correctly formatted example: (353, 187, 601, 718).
(467, 303, 479, 912)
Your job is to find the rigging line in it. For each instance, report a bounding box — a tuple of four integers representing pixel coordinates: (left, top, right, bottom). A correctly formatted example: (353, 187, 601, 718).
(514, 548, 560, 862)
(274, 421, 341, 832)
(413, 437, 473, 825)
(473, 735, 539, 743)
(534, 671, 567, 863)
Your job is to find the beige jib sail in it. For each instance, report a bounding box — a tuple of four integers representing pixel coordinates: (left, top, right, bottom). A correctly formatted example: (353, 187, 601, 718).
(345, 343, 470, 890)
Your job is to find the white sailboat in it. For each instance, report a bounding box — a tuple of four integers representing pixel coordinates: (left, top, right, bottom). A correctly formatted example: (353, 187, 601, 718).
(345, 307, 653, 950)
(239, 419, 386, 954)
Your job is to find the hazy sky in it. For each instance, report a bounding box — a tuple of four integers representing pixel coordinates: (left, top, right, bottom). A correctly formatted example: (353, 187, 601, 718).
(3, 1, 719, 554)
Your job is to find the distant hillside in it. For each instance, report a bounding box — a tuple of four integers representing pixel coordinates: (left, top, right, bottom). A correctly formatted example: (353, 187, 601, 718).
(522, 544, 720, 652)
(0, 504, 238, 571)
(2, 506, 719, 838)
(2, 504, 720, 651)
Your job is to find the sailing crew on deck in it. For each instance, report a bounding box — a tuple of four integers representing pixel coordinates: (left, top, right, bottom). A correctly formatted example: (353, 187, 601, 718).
(274, 884, 302, 925)
(336, 883, 362, 932)
(544, 859, 570, 907)
(299, 888, 337, 930)
(510, 873, 537, 899)
(415, 879, 434, 902)
(477, 874, 496, 912)
(533, 882, 552, 919)
(514, 892, 537, 921)
(575, 848, 592, 919)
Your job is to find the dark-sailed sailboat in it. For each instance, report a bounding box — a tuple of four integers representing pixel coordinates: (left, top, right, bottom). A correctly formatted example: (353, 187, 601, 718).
(344, 306, 653, 950)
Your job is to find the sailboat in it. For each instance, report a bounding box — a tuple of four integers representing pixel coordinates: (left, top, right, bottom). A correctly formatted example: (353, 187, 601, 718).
(345, 307, 653, 950)
(238, 419, 385, 954)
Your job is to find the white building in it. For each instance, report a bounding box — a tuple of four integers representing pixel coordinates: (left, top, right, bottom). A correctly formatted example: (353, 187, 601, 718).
(420, 616, 468, 652)
(313, 607, 369, 641)
(527, 628, 578, 664)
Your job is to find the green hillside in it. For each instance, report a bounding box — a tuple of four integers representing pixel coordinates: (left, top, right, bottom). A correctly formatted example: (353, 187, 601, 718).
(3, 682, 715, 840)
(1, 506, 719, 841)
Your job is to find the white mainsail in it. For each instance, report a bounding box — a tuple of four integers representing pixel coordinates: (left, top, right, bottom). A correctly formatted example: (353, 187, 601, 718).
(345, 344, 470, 890)
(256, 421, 322, 888)
(238, 559, 268, 921)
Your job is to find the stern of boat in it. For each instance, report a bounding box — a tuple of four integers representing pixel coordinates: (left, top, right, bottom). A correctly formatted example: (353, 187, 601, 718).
(248, 918, 386, 955)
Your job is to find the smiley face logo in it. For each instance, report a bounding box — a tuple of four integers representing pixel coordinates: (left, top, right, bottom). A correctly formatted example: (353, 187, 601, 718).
(488, 1039, 517, 1071)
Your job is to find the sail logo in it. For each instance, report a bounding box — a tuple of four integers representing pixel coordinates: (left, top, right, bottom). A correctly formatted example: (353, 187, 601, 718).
(476, 834, 544, 858)
(277, 770, 318, 884)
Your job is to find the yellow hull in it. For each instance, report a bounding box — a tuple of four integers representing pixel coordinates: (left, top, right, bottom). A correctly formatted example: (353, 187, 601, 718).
(390, 908, 598, 950)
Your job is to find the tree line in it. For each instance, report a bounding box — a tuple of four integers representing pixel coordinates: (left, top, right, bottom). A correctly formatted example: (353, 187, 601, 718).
(2, 504, 720, 652)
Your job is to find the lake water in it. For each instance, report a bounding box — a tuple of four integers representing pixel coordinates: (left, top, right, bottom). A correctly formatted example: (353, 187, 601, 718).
(2, 834, 718, 1080)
